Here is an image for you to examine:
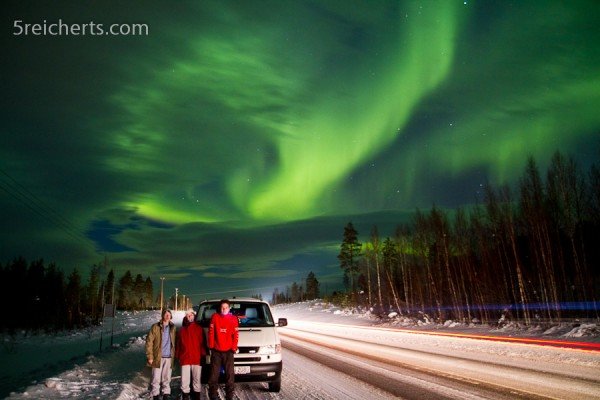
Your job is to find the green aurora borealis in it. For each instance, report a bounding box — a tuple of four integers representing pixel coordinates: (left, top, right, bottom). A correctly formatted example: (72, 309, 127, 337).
(1, 1, 599, 299)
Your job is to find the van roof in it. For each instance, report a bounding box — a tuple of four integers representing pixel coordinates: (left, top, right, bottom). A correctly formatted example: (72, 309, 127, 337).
(200, 297, 267, 304)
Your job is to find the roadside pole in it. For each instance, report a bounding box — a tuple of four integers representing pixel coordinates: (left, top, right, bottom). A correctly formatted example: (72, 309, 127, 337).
(99, 302, 115, 351)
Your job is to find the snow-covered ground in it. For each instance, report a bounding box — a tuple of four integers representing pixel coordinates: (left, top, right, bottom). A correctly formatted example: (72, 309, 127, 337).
(0, 309, 181, 399)
(274, 300, 600, 342)
(1, 301, 598, 399)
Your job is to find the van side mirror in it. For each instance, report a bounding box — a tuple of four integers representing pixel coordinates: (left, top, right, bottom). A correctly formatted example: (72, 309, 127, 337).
(277, 318, 287, 327)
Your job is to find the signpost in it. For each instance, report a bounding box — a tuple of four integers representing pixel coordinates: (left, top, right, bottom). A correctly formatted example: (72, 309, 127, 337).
(99, 303, 116, 351)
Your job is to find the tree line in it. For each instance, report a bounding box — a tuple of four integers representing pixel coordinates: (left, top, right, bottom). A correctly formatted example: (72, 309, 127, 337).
(0, 258, 154, 331)
(271, 271, 320, 304)
(338, 151, 599, 325)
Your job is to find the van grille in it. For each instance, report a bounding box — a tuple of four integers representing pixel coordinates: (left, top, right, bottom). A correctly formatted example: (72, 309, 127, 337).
(238, 346, 260, 354)
(235, 357, 262, 363)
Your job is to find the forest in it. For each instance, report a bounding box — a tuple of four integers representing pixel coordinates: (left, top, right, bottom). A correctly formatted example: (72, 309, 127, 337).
(0, 259, 154, 331)
(337, 152, 599, 325)
(271, 271, 321, 304)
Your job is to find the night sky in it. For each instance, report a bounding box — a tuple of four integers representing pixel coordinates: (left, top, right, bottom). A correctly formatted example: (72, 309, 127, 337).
(1, 1, 599, 302)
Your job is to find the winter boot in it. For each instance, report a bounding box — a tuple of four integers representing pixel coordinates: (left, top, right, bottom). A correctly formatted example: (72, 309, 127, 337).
(182, 393, 190, 400)
(152, 396, 160, 400)
(191, 391, 201, 400)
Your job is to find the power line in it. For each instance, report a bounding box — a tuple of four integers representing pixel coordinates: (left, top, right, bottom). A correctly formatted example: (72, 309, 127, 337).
(0, 167, 93, 248)
(0, 180, 86, 245)
(0, 168, 81, 233)
(188, 283, 301, 298)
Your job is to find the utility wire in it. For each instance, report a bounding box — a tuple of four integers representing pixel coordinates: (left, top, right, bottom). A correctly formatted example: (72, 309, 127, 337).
(0, 180, 89, 246)
(0, 168, 77, 230)
(0, 167, 93, 248)
(188, 280, 307, 297)
(0, 168, 81, 233)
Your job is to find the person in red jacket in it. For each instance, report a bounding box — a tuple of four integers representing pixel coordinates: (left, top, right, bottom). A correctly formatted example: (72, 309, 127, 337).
(208, 299, 239, 400)
(176, 308, 205, 400)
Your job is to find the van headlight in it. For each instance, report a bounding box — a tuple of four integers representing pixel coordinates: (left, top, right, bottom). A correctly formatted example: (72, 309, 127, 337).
(258, 344, 281, 354)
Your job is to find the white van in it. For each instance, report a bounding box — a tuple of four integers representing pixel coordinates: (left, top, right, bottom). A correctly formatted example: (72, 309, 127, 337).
(197, 298, 287, 392)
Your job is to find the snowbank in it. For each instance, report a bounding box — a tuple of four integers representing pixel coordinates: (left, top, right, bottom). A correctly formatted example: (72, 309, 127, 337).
(0, 310, 186, 399)
(273, 300, 600, 341)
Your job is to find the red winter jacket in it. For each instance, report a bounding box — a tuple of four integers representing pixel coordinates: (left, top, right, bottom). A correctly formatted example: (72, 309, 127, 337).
(208, 312, 239, 352)
(176, 318, 205, 365)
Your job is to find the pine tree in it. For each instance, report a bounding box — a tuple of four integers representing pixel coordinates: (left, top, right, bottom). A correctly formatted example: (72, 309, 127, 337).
(290, 282, 301, 302)
(144, 277, 154, 309)
(65, 268, 83, 327)
(27, 259, 45, 329)
(338, 222, 362, 301)
(117, 270, 134, 310)
(44, 262, 66, 329)
(105, 269, 115, 305)
(86, 265, 100, 322)
(305, 271, 320, 300)
(133, 274, 145, 309)
(271, 288, 280, 305)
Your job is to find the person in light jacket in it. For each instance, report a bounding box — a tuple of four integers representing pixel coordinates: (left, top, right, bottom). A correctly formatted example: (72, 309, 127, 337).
(176, 308, 205, 400)
(208, 299, 239, 400)
(146, 309, 176, 400)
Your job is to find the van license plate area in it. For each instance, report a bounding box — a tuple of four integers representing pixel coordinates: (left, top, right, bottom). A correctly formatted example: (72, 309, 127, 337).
(235, 366, 251, 374)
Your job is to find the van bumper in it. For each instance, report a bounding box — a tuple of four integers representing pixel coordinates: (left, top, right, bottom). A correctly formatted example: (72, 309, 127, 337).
(234, 361, 282, 382)
(201, 361, 282, 383)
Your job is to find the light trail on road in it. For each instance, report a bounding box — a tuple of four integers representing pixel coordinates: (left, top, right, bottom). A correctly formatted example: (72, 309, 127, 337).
(299, 321, 600, 352)
(279, 322, 600, 399)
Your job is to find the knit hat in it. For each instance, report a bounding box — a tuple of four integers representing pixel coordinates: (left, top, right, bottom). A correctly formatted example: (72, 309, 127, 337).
(186, 308, 196, 316)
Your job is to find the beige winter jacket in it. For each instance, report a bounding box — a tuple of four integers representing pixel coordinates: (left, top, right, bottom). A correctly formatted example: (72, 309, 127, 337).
(145, 321, 176, 368)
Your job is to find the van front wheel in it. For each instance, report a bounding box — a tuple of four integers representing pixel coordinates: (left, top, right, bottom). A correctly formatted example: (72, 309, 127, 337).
(268, 379, 281, 392)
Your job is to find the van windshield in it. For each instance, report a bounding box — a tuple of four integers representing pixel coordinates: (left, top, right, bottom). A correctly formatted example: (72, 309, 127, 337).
(197, 301, 275, 328)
